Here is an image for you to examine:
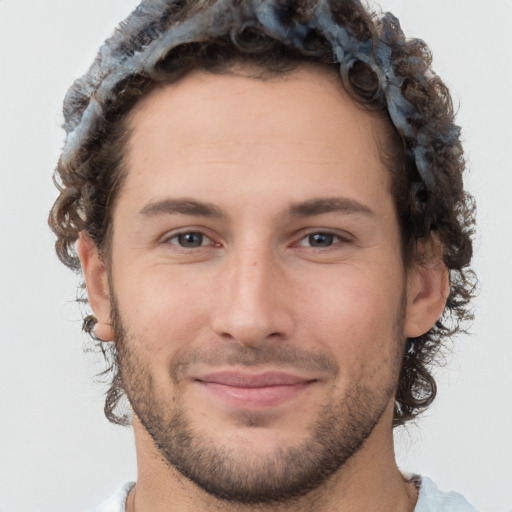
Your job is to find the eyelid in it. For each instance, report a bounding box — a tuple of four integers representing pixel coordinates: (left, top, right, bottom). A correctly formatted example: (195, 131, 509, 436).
(160, 227, 219, 247)
(157, 226, 354, 249)
(293, 228, 354, 247)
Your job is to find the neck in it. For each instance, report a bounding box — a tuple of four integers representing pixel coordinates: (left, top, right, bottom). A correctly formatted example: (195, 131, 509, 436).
(126, 411, 418, 512)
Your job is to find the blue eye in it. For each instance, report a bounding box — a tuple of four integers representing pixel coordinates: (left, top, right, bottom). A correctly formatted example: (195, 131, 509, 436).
(307, 233, 336, 247)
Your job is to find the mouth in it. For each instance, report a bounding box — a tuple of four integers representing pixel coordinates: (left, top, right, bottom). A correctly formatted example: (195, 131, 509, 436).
(194, 371, 317, 408)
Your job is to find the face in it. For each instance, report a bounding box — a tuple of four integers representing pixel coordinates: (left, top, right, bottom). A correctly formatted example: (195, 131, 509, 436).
(88, 66, 421, 503)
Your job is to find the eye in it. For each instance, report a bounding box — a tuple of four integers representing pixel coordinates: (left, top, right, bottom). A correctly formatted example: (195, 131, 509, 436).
(297, 232, 343, 248)
(167, 231, 212, 248)
(307, 233, 336, 247)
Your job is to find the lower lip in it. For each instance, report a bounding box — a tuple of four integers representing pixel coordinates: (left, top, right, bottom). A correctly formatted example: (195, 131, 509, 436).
(198, 381, 314, 408)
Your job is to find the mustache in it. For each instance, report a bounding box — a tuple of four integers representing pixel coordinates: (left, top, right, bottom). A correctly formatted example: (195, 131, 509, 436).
(169, 343, 339, 381)
(109, 293, 339, 381)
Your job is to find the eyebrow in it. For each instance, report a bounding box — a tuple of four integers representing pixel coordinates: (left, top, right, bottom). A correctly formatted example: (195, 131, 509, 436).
(288, 197, 375, 218)
(139, 198, 224, 218)
(138, 196, 375, 220)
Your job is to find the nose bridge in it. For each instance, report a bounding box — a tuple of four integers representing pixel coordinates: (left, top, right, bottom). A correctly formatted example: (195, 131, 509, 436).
(212, 241, 292, 346)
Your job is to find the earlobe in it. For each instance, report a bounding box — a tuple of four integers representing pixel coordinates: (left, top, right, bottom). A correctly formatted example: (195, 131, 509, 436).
(77, 233, 115, 342)
(404, 244, 449, 338)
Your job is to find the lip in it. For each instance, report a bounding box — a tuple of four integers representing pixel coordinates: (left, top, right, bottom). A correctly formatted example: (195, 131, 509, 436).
(194, 371, 316, 408)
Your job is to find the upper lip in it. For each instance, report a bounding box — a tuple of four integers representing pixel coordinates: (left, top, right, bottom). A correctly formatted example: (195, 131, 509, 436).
(195, 371, 315, 388)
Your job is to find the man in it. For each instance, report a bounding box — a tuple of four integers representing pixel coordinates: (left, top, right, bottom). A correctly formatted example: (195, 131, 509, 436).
(49, 1, 477, 510)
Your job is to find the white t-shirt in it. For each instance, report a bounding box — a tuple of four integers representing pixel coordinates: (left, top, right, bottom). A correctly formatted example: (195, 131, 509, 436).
(91, 476, 479, 512)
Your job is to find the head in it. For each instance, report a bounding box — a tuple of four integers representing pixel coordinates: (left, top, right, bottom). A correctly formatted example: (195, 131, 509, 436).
(49, 0, 475, 501)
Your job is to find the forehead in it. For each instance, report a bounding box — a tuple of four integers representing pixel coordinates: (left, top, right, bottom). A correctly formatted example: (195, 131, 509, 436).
(129, 65, 385, 154)
(122, 65, 392, 211)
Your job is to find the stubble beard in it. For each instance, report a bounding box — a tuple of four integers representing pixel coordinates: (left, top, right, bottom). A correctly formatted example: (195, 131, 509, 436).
(110, 294, 405, 505)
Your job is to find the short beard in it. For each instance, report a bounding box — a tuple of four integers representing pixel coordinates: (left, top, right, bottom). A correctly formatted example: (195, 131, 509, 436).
(110, 292, 405, 505)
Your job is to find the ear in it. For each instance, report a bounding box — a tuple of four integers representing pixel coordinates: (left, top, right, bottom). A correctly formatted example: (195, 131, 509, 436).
(404, 240, 450, 338)
(77, 232, 115, 341)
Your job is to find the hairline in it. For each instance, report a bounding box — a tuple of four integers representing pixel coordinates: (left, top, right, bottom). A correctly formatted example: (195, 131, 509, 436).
(96, 61, 411, 269)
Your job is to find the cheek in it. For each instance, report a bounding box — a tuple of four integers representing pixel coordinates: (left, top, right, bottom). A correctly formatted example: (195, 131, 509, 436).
(113, 266, 211, 357)
(297, 263, 405, 371)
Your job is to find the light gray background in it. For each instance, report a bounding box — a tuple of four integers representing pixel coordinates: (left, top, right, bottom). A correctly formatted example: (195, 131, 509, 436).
(0, 1, 510, 511)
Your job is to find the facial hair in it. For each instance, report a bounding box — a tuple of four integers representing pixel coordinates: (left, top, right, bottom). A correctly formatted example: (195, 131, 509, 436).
(110, 292, 406, 505)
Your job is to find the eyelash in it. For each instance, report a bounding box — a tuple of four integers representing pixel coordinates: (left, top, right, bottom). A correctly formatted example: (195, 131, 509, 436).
(294, 231, 351, 249)
(163, 229, 352, 250)
(164, 231, 217, 249)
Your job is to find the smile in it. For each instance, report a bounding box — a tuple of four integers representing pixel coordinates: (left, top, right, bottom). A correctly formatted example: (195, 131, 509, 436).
(194, 371, 317, 408)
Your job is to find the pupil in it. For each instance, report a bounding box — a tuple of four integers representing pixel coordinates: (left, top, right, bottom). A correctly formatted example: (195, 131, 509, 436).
(178, 232, 203, 247)
(309, 233, 333, 247)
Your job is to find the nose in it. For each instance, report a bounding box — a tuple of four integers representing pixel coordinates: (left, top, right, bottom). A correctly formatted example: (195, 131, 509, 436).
(211, 246, 294, 347)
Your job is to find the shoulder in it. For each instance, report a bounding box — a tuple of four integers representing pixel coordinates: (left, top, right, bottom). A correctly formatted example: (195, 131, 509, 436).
(415, 476, 479, 512)
(89, 482, 135, 512)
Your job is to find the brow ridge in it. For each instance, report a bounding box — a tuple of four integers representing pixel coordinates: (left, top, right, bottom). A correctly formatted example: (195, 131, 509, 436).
(288, 197, 375, 217)
(138, 196, 374, 220)
(139, 198, 224, 218)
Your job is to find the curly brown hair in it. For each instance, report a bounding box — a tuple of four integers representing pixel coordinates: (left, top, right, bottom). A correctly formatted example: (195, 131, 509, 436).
(49, 0, 476, 427)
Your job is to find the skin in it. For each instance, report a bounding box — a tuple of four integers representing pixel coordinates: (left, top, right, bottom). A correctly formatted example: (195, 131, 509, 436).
(79, 65, 448, 512)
